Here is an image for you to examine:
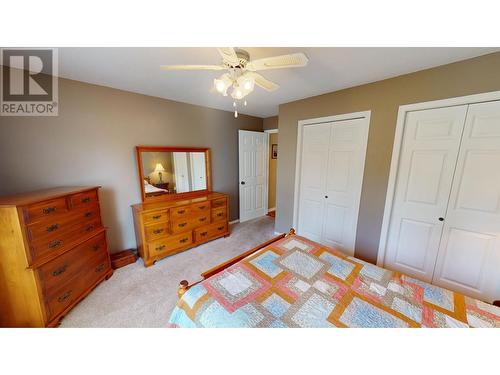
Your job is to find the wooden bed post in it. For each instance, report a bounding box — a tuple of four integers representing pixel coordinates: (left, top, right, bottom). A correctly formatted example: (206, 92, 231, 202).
(178, 280, 189, 298)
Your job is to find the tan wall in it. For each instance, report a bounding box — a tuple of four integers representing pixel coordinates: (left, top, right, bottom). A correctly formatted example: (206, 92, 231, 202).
(263, 116, 278, 130)
(268, 132, 278, 210)
(276, 52, 500, 263)
(0, 72, 263, 253)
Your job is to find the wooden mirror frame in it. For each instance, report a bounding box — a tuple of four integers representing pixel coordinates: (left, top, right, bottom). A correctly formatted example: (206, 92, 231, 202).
(135, 146, 212, 203)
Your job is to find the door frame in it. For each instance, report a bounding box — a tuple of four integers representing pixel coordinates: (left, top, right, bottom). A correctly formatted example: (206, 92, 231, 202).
(264, 128, 278, 214)
(377, 90, 500, 266)
(292, 110, 371, 246)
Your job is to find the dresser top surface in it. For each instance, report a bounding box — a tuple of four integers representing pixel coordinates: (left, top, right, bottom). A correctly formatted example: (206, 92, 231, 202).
(132, 192, 228, 212)
(0, 186, 100, 207)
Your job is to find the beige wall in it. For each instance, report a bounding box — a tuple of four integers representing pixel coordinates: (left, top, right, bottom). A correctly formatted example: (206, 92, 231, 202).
(263, 116, 278, 130)
(276, 52, 500, 263)
(268, 132, 278, 210)
(0, 72, 263, 253)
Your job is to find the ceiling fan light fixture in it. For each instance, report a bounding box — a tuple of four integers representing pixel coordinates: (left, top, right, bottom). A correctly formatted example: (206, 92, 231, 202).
(238, 75, 255, 92)
(214, 74, 232, 95)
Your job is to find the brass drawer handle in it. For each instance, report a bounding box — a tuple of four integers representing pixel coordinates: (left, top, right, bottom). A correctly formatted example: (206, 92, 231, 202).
(84, 211, 93, 218)
(177, 209, 186, 214)
(58, 290, 72, 303)
(86, 224, 95, 232)
(95, 263, 105, 273)
(52, 264, 68, 276)
(178, 222, 187, 228)
(217, 213, 224, 217)
(152, 214, 162, 220)
(217, 226, 224, 231)
(81, 197, 91, 203)
(155, 245, 166, 251)
(199, 217, 206, 222)
(43, 206, 56, 214)
(200, 231, 208, 237)
(48, 239, 62, 249)
(153, 228, 164, 234)
(198, 205, 206, 210)
(92, 243, 101, 251)
(179, 238, 188, 244)
(46, 223, 60, 232)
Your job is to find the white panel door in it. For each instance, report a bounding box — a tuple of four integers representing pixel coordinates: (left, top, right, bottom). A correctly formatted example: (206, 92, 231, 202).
(322, 118, 370, 255)
(297, 123, 331, 242)
(384, 106, 468, 282)
(239, 130, 269, 222)
(172, 152, 190, 193)
(433, 101, 500, 302)
(190, 152, 207, 191)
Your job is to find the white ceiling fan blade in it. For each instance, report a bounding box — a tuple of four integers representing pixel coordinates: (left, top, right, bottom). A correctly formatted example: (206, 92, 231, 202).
(247, 72, 279, 91)
(160, 64, 225, 71)
(217, 47, 240, 66)
(246, 53, 309, 71)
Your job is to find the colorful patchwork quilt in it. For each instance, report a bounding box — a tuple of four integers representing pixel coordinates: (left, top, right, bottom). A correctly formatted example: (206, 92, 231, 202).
(168, 235, 500, 328)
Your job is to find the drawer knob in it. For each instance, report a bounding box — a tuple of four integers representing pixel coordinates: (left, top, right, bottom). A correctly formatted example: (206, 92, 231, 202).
(180, 238, 188, 244)
(95, 263, 105, 273)
(178, 222, 187, 227)
(153, 228, 164, 234)
(92, 244, 101, 251)
(152, 214, 162, 220)
(58, 290, 72, 303)
(199, 206, 206, 210)
(82, 197, 91, 203)
(199, 217, 206, 222)
(43, 206, 56, 214)
(52, 264, 68, 276)
(155, 245, 166, 251)
(86, 224, 95, 232)
(48, 239, 63, 249)
(178, 210, 186, 214)
(46, 223, 60, 232)
(217, 226, 224, 231)
(84, 211, 93, 218)
(200, 231, 208, 237)
(217, 213, 223, 217)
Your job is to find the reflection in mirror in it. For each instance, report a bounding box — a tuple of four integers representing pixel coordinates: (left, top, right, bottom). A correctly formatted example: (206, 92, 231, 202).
(141, 151, 207, 197)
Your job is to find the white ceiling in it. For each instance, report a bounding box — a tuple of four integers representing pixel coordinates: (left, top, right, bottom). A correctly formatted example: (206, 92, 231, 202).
(54, 47, 499, 118)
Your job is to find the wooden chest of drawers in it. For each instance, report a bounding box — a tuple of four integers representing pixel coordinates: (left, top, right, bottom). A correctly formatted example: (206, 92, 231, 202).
(0, 187, 113, 327)
(132, 192, 230, 267)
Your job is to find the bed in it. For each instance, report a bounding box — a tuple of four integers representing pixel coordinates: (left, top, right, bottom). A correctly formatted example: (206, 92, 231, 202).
(168, 230, 500, 328)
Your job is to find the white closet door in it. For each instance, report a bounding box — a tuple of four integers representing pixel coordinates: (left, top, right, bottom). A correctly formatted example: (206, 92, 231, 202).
(384, 106, 467, 282)
(322, 118, 369, 255)
(433, 101, 500, 302)
(239, 130, 268, 222)
(297, 123, 331, 242)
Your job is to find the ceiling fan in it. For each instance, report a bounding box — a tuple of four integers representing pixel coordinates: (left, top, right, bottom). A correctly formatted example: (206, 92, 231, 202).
(161, 48, 309, 117)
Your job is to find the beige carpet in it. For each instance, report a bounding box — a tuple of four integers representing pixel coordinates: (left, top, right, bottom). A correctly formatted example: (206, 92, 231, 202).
(60, 216, 277, 328)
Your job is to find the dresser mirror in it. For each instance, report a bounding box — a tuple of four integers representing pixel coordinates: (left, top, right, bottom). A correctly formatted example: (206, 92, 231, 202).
(136, 146, 211, 202)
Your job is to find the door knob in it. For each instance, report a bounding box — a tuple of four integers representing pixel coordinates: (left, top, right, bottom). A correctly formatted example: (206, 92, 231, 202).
(241, 181, 245, 185)
(325, 195, 328, 199)
(438, 217, 444, 222)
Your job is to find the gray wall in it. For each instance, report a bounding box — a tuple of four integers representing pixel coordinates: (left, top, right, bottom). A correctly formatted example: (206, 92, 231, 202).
(0, 73, 263, 253)
(276, 52, 500, 263)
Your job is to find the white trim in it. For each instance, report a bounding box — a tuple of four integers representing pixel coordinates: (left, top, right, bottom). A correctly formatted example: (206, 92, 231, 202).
(292, 110, 371, 251)
(274, 231, 284, 235)
(376, 90, 500, 266)
(268, 207, 276, 212)
(229, 219, 240, 225)
(264, 129, 278, 134)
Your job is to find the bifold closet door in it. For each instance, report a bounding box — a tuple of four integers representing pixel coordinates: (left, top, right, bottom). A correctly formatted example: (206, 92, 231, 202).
(384, 105, 468, 282)
(432, 101, 500, 302)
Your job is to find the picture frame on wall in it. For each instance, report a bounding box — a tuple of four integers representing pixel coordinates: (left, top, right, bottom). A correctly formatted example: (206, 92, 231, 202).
(272, 144, 278, 159)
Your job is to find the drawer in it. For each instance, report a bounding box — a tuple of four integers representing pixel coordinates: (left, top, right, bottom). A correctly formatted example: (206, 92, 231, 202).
(171, 213, 209, 234)
(211, 198, 227, 208)
(143, 209, 169, 224)
(211, 207, 227, 223)
(26, 204, 100, 243)
(44, 250, 109, 321)
(24, 197, 68, 224)
(30, 218, 103, 261)
(69, 189, 99, 209)
(147, 232, 193, 257)
(194, 222, 228, 242)
(145, 221, 170, 241)
(191, 201, 210, 212)
(170, 205, 190, 219)
(37, 232, 107, 295)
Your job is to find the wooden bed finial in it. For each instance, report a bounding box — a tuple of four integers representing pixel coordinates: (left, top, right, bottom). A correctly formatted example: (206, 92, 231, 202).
(178, 280, 190, 298)
(288, 228, 296, 236)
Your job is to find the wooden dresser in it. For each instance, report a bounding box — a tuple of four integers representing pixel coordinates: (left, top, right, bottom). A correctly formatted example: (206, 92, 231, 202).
(132, 192, 229, 267)
(0, 187, 113, 327)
